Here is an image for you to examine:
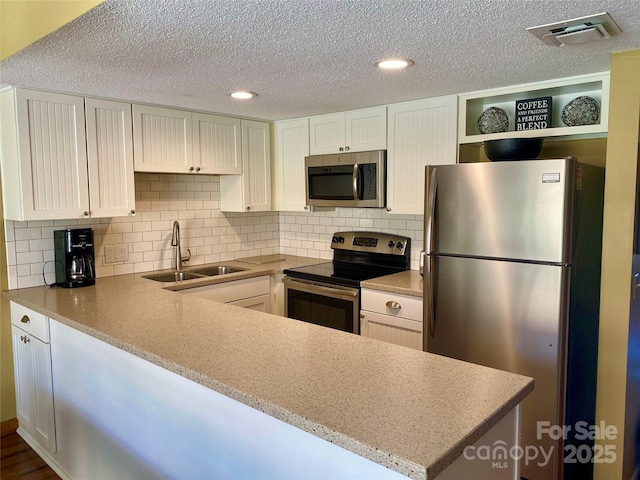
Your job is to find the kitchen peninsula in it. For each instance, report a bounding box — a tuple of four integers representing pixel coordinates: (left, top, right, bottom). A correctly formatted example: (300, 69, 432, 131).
(4, 259, 534, 480)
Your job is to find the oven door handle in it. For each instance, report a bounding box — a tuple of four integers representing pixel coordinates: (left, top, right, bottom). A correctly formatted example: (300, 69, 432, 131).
(283, 277, 359, 299)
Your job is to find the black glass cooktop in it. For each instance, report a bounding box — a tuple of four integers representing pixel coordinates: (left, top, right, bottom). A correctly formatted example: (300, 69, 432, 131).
(283, 262, 403, 288)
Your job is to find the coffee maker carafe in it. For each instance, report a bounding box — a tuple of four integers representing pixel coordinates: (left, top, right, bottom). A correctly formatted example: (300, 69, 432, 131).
(54, 228, 96, 288)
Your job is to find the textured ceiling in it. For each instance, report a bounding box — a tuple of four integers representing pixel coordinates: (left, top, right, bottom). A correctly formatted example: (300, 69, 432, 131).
(1, 0, 639, 121)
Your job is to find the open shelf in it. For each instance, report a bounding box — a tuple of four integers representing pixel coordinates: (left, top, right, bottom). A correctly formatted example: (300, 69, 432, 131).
(458, 72, 610, 144)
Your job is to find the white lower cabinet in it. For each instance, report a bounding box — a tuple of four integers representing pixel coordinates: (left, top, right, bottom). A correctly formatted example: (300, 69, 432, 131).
(10, 302, 57, 454)
(360, 288, 423, 350)
(180, 275, 271, 313)
(228, 294, 271, 312)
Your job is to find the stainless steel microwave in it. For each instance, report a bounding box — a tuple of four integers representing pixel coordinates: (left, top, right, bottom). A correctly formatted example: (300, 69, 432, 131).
(305, 150, 386, 208)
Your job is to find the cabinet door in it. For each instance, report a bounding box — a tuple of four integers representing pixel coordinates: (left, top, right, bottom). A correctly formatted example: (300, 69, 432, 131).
(387, 96, 458, 215)
(345, 107, 387, 152)
(192, 113, 242, 174)
(12, 326, 57, 453)
(309, 113, 345, 155)
(228, 294, 271, 313)
(12, 326, 35, 435)
(11, 89, 89, 220)
(274, 118, 310, 212)
(132, 104, 192, 173)
(360, 311, 423, 350)
(85, 98, 136, 218)
(220, 120, 271, 212)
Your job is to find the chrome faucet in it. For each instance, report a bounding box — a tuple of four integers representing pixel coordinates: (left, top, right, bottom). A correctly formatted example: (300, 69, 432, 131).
(171, 221, 191, 271)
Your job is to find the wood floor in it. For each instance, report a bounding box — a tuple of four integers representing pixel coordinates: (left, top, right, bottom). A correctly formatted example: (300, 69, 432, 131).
(1, 419, 60, 480)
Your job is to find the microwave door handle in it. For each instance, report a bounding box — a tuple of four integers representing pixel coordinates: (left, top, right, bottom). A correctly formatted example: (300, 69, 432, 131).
(352, 163, 359, 200)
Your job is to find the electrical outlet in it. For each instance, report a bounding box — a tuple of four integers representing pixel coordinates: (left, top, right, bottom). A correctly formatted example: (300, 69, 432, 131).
(104, 244, 129, 264)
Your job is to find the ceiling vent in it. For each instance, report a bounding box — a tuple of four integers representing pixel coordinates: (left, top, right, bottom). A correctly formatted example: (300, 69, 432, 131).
(527, 12, 622, 46)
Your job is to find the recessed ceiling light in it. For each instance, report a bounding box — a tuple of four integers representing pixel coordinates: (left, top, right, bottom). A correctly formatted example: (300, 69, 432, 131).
(230, 91, 257, 99)
(375, 58, 414, 70)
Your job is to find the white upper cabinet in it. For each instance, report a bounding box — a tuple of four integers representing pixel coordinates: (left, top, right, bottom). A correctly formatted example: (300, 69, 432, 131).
(309, 106, 387, 155)
(220, 120, 271, 212)
(133, 105, 243, 175)
(274, 118, 310, 212)
(0, 89, 135, 221)
(192, 113, 242, 174)
(85, 98, 136, 218)
(1, 88, 90, 221)
(386, 95, 458, 215)
(132, 104, 193, 173)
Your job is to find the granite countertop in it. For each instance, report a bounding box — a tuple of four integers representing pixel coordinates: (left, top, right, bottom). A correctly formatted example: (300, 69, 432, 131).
(361, 270, 424, 297)
(3, 255, 533, 480)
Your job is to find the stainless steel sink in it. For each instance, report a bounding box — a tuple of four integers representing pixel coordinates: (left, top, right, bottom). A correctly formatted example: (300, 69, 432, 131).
(189, 265, 247, 276)
(144, 265, 248, 282)
(143, 271, 206, 282)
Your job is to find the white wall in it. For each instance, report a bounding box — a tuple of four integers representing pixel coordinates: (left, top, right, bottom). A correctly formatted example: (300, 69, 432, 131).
(4, 174, 423, 290)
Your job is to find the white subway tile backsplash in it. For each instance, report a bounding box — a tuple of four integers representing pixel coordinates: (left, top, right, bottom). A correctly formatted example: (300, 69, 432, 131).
(6, 242, 16, 265)
(17, 251, 43, 264)
(15, 228, 43, 241)
(3, 173, 424, 290)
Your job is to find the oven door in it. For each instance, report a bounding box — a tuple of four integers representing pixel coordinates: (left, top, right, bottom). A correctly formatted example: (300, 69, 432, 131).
(283, 277, 360, 334)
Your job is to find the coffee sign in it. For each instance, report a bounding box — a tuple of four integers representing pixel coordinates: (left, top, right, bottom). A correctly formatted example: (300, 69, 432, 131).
(515, 96, 552, 131)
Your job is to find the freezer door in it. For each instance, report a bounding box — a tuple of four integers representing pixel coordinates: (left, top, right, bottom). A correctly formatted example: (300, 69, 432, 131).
(426, 159, 575, 263)
(426, 256, 569, 480)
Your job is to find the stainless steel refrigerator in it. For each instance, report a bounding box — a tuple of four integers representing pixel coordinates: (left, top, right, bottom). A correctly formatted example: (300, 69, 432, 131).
(423, 158, 604, 480)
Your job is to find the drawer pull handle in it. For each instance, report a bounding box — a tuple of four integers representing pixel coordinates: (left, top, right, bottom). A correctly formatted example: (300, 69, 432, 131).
(386, 301, 402, 310)
(20, 335, 30, 344)
(21, 315, 30, 324)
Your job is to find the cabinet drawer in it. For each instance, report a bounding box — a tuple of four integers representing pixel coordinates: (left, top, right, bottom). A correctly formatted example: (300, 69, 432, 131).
(361, 310, 423, 351)
(361, 289, 422, 321)
(180, 276, 269, 303)
(10, 302, 49, 342)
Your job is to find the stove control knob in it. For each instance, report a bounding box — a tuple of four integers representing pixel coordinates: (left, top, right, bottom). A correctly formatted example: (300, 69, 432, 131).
(396, 242, 404, 250)
(338, 236, 345, 243)
(332, 236, 339, 243)
(388, 241, 395, 249)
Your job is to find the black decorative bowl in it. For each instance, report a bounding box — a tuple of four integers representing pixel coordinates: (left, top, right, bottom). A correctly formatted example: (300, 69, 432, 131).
(483, 138, 544, 162)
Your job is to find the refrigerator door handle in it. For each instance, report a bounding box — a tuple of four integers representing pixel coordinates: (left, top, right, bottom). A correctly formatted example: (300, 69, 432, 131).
(424, 166, 438, 339)
(426, 254, 436, 338)
(425, 167, 437, 255)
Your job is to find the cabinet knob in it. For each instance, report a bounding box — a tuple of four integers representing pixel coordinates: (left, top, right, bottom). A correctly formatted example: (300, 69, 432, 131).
(386, 207, 391, 212)
(386, 300, 402, 310)
(21, 315, 30, 324)
(189, 166, 195, 172)
(195, 167, 201, 173)
(345, 146, 350, 151)
(304, 206, 309, 210)
(130, 209, 136, 215)
(84, 211, 89, 216)
(246, 206, 251, 211)
(339, 147, 344, 152)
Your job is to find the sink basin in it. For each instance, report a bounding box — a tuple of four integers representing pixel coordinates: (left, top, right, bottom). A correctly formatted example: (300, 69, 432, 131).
(189, 265, 248, 276)
(143, 271, 206, 282)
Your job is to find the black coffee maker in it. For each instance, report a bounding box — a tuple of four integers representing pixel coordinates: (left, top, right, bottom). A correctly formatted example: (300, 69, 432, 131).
(54, 228, 96, 288)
